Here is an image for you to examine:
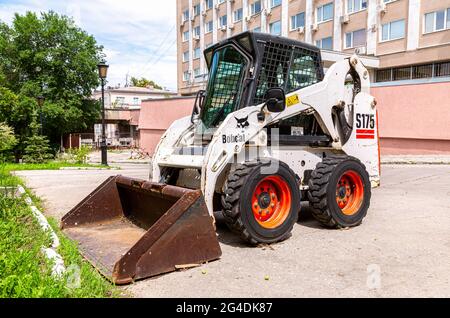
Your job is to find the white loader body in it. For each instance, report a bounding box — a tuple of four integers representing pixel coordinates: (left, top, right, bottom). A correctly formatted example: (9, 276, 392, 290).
(152, 55, 380, 216)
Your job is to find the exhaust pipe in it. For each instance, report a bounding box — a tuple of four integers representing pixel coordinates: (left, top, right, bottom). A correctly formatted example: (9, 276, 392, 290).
(61, 176, 221, 284)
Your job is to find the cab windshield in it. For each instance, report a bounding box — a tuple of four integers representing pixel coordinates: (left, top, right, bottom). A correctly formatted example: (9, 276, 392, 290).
(201, 46, 248, 128)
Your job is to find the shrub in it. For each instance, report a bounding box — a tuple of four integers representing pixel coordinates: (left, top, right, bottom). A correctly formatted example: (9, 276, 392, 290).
(0, 123, 17, 162)
(67, 146, 91, 164)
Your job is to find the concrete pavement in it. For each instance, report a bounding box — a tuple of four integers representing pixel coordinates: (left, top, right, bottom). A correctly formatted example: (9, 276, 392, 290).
(14, 163, 149, 219)
(382, 155, 450, 165)
(15, 164, 450, 298)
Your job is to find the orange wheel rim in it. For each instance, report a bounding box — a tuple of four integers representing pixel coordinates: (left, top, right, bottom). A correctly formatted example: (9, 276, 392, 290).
(251, 175, 292, 229)
(336, 170, 364, 216)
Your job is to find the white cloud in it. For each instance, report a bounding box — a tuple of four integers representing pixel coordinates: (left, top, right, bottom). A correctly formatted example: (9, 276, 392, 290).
(0, 0, 178, 90)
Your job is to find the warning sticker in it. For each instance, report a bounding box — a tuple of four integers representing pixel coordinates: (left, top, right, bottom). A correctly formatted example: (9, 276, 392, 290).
(286, 94, 300, 107)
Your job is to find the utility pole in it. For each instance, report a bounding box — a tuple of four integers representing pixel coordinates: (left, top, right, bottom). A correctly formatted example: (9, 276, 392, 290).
(97, 61, 109, 166)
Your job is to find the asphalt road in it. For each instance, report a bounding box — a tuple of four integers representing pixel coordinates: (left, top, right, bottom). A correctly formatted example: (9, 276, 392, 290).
(15, 164, 450, 298)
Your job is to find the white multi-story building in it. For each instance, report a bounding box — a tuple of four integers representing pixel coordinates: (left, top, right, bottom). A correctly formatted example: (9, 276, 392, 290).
(92, 86, 177, 109)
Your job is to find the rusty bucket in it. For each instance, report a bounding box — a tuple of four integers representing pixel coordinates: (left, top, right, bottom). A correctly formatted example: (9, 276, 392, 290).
(61, 176, 222, 285)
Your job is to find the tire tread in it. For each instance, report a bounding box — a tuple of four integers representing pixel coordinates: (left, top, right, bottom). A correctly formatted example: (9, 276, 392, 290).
(307, 155, 368, 228)
(221, 160, 298, 245)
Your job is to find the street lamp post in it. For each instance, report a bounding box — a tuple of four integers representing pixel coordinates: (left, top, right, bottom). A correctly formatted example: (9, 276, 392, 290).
(37, 95, 45, 135)
(97, 61, 109, 166)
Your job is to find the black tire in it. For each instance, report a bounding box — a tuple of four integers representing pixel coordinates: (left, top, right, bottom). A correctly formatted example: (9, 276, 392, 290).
(221, 160, 301, 245)
(307, 155, 371, 228)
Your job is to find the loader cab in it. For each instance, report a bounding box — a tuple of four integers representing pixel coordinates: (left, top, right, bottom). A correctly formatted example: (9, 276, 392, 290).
(199, 32, 325, 130)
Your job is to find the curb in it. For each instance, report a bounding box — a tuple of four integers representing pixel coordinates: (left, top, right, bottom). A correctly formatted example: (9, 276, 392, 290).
(16, 185, 66, 277)
(381, 161, 450, 165)
(88, 161, 151, 165)
(59, 167, 120, 170)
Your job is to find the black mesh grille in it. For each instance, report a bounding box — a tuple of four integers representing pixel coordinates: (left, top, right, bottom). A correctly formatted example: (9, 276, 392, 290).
(253, 41, 322, 105)
(254, 42, 292, 105)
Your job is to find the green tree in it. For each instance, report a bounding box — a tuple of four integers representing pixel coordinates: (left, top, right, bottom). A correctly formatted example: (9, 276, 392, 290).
(0, 87, 35, 160)
(0, 123, 17, 162)
(0, 11, 103, 154)
(22, 121, 53, 164)
(130, 76, 163, 90)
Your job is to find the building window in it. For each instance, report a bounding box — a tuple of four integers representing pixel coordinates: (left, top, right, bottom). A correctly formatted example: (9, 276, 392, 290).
(194, 47, 201, 59)
(115, 97, 125, 107)
(253, 27, 261, 32)
(193, 26, 200, 38)
(219, 15, 227, 28)
(269, 20, 281, 35)
(376, 69, 392, 82)
(194, 68, 202, 78)
(291, 12, 305, 30)
(217, 0, 225, 4)
(383, 0, 396, 3)
(375, 61, 450, 83)
(193, 4, 201, 17)
(393, 66, 411, 81)
(345, 29, 366, 48)
(205, 20, 213, 33)
(381, 19, 405, 41)
(182, 9, 190, 22)
(271, 0, 282, 8)
(250, 1, 262, 16)
(233, 8, 243, 22)
(316, 37, 333, 50)
(205, 0, 213, 10)
(183, 51, 189, 62)
(183, 71, 190, 82)
(448, 8, 450, 27)
(435, 61, 450, 77)
(183, 31, 190, 42)
(412, 64, 433, 79)
(424, 9, 450, 34)
(316, 3, 334, 23)
(132, 97, 140, 106)
(347, 0, 367, 14)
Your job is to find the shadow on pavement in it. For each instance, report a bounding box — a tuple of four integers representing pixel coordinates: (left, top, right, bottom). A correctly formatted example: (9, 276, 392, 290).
(212, 202, 327, 248)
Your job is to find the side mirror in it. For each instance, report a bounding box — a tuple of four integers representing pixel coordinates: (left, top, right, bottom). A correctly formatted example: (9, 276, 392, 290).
(191, 90, 206, 123)
(264, 87, 286, 113)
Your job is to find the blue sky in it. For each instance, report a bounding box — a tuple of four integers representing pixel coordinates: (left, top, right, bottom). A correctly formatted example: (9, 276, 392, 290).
(0, 0, 177, 91)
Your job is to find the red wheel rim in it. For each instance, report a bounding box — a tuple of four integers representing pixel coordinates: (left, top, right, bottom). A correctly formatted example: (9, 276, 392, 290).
(336, 170, 364, 216)
(251, 175, 292, 229)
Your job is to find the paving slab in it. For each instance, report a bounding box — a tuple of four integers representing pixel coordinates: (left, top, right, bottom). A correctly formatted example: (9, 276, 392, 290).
(15, 164, 450, 298)
(14, 163, 149, 219)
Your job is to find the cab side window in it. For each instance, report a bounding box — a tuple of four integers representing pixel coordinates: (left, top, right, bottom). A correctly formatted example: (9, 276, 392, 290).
(287, 49, 322, 92)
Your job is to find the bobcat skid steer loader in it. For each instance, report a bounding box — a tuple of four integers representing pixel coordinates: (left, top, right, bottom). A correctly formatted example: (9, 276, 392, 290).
(62, 32, 380, 284)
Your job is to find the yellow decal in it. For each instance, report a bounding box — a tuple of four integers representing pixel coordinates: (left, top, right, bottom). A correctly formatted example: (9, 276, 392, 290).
(286, 94, 300, 107)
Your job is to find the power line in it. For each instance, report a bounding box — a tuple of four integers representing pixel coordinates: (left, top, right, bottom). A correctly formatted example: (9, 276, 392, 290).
(138, 38, 177, 76)
(134, 23, 176, 79)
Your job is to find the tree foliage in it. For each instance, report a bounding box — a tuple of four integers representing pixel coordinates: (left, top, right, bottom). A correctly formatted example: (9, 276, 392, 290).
(22, 121, 53, 164)
(0, 11, 103, 157)
(130, 76, 163, 90)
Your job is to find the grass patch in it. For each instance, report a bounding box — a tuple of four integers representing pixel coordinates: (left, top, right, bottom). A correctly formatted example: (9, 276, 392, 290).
(0, 166, 121, 298)
(2, 162, 108, 173)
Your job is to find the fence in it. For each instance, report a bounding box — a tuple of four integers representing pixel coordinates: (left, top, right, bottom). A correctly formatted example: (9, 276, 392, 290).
(67, 133, 139, 149)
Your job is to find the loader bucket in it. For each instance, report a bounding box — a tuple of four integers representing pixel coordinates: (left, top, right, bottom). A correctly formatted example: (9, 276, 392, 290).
(61, 175, 221, 285)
